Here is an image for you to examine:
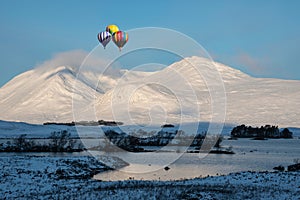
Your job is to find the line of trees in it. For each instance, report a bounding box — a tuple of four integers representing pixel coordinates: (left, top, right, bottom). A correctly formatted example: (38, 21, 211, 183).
(0, 130, 84, 152)
(43, 120, 123, 126)
(101, 129, 218, 152)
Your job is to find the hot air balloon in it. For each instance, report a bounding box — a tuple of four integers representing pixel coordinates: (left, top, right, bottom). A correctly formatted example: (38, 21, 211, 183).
(112, 31, 128, 51)
(106, 24, 119, 35)
(97, 31, 111, 49)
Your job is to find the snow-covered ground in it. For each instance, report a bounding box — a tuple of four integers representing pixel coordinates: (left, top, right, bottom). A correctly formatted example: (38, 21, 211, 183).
(0, 155, 128, 199)
(0, 155, 299, 199)
(0, 120, 235, 139)
(3, 119, 298, 139)
(1, 120, 299, 199)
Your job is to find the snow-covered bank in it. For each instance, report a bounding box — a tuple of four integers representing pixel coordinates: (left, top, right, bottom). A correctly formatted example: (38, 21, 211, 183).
(0, 155, 128, 199)
(0, 155, 299, 199)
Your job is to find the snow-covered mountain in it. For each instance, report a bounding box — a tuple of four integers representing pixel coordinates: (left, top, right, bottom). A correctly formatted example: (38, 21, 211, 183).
(0, 56, 299, 127)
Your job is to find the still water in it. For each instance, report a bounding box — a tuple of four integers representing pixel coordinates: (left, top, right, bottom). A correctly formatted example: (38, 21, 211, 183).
(94, 138, 300, 181)
(1, 138, 299, 181)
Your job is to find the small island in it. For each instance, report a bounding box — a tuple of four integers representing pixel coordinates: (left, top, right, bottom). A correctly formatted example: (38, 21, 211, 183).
(230, 124, 293, 139)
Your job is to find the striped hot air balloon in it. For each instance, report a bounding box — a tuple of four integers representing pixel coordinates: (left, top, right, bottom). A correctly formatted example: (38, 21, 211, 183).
(97, 31, 111, 48)
(112, 31, 128, 51)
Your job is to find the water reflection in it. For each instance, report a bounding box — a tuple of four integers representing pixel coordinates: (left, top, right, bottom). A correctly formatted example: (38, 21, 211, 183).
(94, 138, 300, 181)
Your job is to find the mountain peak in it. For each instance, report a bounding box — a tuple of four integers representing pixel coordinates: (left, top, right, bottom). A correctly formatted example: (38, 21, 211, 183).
(164, 56, 251, 82)
(34, 65, 77, 80)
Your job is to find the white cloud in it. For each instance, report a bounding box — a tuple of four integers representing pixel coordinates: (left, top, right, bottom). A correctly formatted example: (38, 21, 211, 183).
(34, 50, 88, 72)
(34, 49, 122, 77)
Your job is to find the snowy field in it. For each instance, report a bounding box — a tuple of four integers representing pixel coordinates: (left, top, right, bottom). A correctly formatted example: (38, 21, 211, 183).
(1, 120, 300, 199)
(0, 120, 234, 138)
(0, 155, 299, 199)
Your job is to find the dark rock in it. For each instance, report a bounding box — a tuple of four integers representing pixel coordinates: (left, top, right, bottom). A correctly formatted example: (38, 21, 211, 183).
(273, 165, 285, 171)
(161, 124, 175, 128)
(288, 163, 300, 172)
(164, 166, 170, 171)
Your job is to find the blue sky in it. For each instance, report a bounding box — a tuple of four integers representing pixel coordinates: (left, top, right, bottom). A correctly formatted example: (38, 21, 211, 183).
(1, 0, 300, 86)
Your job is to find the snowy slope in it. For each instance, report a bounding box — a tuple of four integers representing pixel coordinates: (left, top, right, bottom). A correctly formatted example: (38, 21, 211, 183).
(0, 56, 299, 127)
(94, 57, 300, 127)
(0, 66, 103, 123)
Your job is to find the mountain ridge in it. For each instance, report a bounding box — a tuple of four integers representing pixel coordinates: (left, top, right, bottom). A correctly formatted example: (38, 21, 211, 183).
(1, 56, 299, 127)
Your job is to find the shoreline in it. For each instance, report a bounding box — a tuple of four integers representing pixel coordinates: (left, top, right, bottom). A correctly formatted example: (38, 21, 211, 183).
(1, 155, 299, 199)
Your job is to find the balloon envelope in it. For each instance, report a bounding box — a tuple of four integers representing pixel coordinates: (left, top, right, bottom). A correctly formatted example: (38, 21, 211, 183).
(98, 31, 111, 48)
(112, 31, 128, 50)
(106, 24, 119, 35)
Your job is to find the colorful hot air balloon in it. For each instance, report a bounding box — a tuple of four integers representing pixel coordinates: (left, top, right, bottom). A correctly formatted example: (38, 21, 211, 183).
(106, 24, 119, 35)
(112, 31, 128, 51)
(97, 31, 111, 48)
